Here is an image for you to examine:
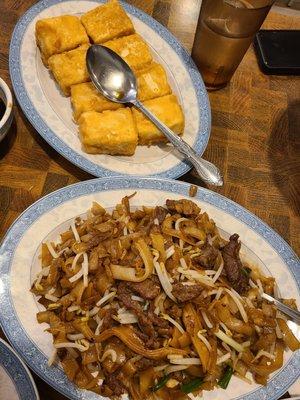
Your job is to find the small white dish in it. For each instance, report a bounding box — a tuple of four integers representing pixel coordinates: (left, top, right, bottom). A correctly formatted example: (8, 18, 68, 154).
(0, 338, 39, 400)
(0, 77, 13, 142)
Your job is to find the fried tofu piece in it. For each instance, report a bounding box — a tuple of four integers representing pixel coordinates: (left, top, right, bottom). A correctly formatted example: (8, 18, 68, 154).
(103, 34, 152, 72)
(71, 62, 170, 120)
(78, 108, 138, 155)
(132, 94, 184, 145)
(35, 15, 89, 65)
(137, 62, 171, 101)
(48, 44, 90, 96)
(71, 82, 124, 121)
(81, 0, 134, 44)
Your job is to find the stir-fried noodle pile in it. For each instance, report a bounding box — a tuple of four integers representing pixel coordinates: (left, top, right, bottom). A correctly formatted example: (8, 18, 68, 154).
(32, 196, 300, 399)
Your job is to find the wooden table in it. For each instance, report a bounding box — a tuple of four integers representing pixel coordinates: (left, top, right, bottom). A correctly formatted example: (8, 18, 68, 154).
(0, 1, 299, 399)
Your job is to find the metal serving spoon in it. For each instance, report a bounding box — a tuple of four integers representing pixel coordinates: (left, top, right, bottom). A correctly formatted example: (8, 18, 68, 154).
(281, 397, 300, 400)
(262, 293, 300, 325)
(86, 45, 223, 186)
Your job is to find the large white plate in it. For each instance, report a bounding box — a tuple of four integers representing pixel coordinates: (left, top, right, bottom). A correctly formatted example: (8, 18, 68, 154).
(0, 177, 299, 400)
(9, 0, 211, 179)
(0, 338, 39, 400)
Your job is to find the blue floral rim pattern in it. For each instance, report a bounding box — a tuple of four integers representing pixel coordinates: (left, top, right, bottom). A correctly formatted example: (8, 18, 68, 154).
(9, 0, 211, 179)
(0, 177, 299, 400)
(0, 339, 39, 400)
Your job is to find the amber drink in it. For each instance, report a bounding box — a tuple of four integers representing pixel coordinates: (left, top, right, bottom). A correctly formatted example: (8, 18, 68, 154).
(192, 0, 274, 90)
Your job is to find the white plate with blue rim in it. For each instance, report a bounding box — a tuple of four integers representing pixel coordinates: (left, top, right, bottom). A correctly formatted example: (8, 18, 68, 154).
(0, 338, 39, 400)
(9, 0, 210, 179)
(0, 177, 299, 400)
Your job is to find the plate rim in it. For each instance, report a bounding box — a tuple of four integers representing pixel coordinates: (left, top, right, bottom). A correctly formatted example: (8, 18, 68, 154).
(0, 338, 40, 400)
(9, 0, 211, 179)
(0, 176, 299, 400)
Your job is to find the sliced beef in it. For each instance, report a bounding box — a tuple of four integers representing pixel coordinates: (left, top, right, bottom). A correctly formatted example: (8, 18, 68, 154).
(132, 327, 161, 349)
(147, 302, 169, 329)
(166, 199, 201, 216)
(86, 234, 105, 247)
(109, 337, 136, 358)
(172, 371, 185, 382)
(153, 206, 168, 224)
(101, 308, 117, 331)
(132, 328, 151, 344)
(47, 257, 63, 287)
(168, 304, 183, 319)
(193, 243, 218, 269)
(81, 294, 101, 309)
(172, 283, 203, 302)
(134, 357, 160, 371)
(221, 234, 249, 294)
(117, 282, 155, 339)
(135, 216, 153, 236)
(150, 314, 169, 329)
(103, 371, 126, 396)
(130, 209, 146, 220)
(117, 283, 170, 348)
(127, 276, 161, 300)
(157, 327, 171, 337)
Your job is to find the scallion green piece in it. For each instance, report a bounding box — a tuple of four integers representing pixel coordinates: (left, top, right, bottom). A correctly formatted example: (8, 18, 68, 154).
(151, 375, 169, 392)
(180, 377, 203, 394)
(242, 267, 252, 277)
(218, 365, 234, 389)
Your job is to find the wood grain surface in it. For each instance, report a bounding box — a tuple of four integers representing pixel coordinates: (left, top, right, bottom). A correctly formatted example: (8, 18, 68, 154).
(0, 1, 300, 399)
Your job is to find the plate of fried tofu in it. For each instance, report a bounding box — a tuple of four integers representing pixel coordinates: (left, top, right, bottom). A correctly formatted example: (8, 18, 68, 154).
(10, 0, 211, 178)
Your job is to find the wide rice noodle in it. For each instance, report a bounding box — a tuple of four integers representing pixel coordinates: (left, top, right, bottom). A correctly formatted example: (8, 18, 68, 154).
(110, 238, 154, 282)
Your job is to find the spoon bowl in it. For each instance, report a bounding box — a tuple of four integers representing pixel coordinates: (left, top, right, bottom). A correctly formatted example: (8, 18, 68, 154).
(86, 44, 223, 186)
(87, 45, 137, 104)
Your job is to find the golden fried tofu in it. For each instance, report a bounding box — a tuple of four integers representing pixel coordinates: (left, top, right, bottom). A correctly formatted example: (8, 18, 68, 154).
(35, 15, 89, 65)
(48, 44, 90, 96)
(81, 0, 134, 44)
(132, 94, 184, 145)
(137, 62, 171, 101)
(70, 62, 170, 120)
(103, 34, 152, 72)
(78, 108, 138, 155)
(71, 82, 124, 121)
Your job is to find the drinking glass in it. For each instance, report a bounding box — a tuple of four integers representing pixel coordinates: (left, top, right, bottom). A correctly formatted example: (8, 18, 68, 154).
(192, 0, 275, 90)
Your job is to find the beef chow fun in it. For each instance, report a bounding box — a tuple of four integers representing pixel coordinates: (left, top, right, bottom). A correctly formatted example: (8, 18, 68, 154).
(31, 196, 300, 399)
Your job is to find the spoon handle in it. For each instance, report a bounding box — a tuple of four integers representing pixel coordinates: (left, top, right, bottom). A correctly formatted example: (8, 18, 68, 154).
(262, 293, 300, 325)
(133, 100, 223, 186)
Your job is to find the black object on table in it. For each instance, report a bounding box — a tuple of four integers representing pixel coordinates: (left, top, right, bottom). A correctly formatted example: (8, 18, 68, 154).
(254, 30, 300, 75)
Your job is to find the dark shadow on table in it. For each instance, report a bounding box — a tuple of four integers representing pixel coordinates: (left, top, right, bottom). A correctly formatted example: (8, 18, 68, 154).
(19, 109, 93, 182)
(180, 169, 209, 189)
(0, 117, 17, 160)
(268, 100, 300, 217)
(33, 370, 67, 400)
